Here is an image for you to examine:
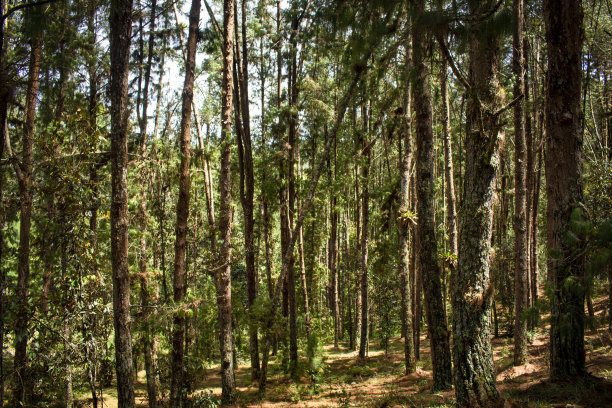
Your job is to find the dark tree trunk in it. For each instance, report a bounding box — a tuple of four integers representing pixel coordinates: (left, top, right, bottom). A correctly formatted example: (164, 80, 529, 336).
(237, 0, 260, 381)
(544, 0, 586, 379)
(109, 0, 135, 406)
(354, 155, 362, 352)
(524, 36, 534, 313)
(170, 0, 200, 406)
(217, 0, 237, 402)
(412, 6, 452, 390)
(287, 14, 299, 377)
(330, 140, 340, 348)
(451, 1, 503, 405)
(513, 0, 529, 366)
(12, 21, 42, 408)
(330, 193, 339, 349)
(359, 103, 370, 360)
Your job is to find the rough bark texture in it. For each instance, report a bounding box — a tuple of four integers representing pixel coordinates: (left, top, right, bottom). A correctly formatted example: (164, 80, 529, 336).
(12, 22, 42, 407)
(109, 0, 135, 406)
(170, 0, 200, 405)
(513, 0, 528, 366)
(452, 1, 503, 405)
(217, 0, 237, 402)
(524, 36, 534, 312)
(412, 7, 453, 390)
(543, 0, 586, 379)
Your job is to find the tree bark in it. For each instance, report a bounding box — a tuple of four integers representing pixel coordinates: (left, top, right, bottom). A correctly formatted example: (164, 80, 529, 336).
(544, 0, 586, 379)
(12, 20, 42, 408)
(399, 37, 415, 375)
(287, 13, 299, 378)
(513, 0, 529, 366)
(441, 62, 458, 261)
(170, 1, 200, 405)
(451, 0, 504, 405)
(217, 0, 237, 402)
(236, 0, 260, 381)
(412, 6, 452, 390)
(109, 0, 135, 406)
(359, 102, 370, 360)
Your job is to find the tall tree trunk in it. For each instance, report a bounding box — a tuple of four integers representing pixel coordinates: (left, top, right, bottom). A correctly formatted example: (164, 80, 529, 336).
(411, 173, 421, 361)
(140, 273, 157, 408)
(524, 36, 534, 313)
(451, 0, 503, 404)
(530, 38, 542, 309)
(354, 153, 362, 352)
(217, 0, 237, 402)
(287, 23, 299, 373)
(441, 62, 458, 261)
(412, 6, 452, 390)
(297, 146, 311, 338)
(109, 0, 135, 406)
(170, 0, 200, 405)
(359, 103, 370, 360)
(399, 37, 415, 375)
(137, 1, 159, 404)
(12, 20, 42, 408)
(140, 0, 157, 149)
(513, 0, 529, 366)
(544, 0, 586, 379)
(237, 0, 260, 381)
(330, 139, 339, 348)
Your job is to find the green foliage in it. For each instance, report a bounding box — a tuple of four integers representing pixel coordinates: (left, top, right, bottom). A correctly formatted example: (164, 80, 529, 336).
(336, 388, 352, 408)
(192, 390, 220, 408)
(306, 333, 324, 392)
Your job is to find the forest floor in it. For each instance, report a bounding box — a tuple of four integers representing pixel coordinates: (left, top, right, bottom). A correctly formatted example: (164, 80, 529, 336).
(85, 299, 612, 408)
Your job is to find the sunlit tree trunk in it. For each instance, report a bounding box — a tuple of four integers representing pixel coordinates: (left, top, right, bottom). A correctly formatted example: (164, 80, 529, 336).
(217, 0, 237, 402)
(399, 36, 415, 374)
(513, 0, 529, 366)
(452, 0, 504, 404)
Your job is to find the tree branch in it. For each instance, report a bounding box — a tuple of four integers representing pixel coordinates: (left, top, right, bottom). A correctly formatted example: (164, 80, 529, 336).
(1, 0, 56, 21)
(203, 0, 223, 41)
(494, 93, 523, 117)
(435, 33, 471, 91)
